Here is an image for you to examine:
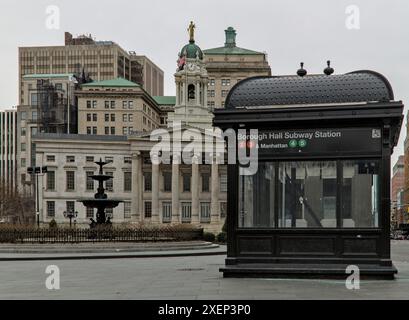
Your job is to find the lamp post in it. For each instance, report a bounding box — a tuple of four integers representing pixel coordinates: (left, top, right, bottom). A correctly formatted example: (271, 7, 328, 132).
(63, 209, 78, 228)
(27, 166, 48, 228)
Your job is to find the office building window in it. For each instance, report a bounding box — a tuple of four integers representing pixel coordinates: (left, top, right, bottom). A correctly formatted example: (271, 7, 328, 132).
(111, 114, 115, 121)
(110, 127, 115, 135)
(181, 202, 192, 222)
(92, 127, 97, 135)
(183, 174, 191, 192)
(87, 100, 92, 109)
(92, 101, 97, 108)
(124, 202, 131, 219)
(128, 114, 133, 122)
(66, 171, 75, 191)
(144, 172, 152, 191)
(105, 127, 109, 135)
(86, 156, 94, 162)
(86, 207, 94, 218)
(162, 202, 172, 222)
(86, 171, 94, 191)
(221, 90, 228, 97)
(66, 156, 75, 163)
(105, 114, 109, 122)
(209, 79, 215, 86)
(123, 114, 127, 122)
(105, 172, 113, 191)
(124, 172, 132, 191)
(124, 157, 132, 164)
(221, 79, 231, 86)
(86, 113, 91, 122)
(21, 158, 26, 167)
(201, 173, 210, 192)
(105, 101, 110, 109)
(144, 201, 152, 218)
(93, 113, 97, 121)
(31, 93, 38, 106)
(21, 143, 26, 152)
(47, 201, 55, 217)
(163, 172, 172, 192)
(220, 174, 227, 192)
(47, 171, 55, 191)
(66, 201, 75, 213)
(200, 202, 211, 223)
(128, 101, 134, 109)
(87, 127, 92, 134)
(110, 101, 115, 109)
(46, 155, 55, 162)
(122, 101, 128, 109)
(123, 127, 128, 135)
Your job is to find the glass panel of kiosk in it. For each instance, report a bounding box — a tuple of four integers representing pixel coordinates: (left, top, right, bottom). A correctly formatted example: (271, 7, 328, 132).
(238, 160, 380, 228)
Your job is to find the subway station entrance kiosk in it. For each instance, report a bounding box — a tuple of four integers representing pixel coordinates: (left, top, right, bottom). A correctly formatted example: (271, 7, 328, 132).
(214, 71, 403, 279)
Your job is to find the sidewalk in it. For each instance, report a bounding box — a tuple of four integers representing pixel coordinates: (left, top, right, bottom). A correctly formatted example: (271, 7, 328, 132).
(0, 241, 227, 261)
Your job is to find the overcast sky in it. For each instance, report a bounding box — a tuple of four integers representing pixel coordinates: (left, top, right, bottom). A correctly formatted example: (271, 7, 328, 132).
(0, 0, 408, 164)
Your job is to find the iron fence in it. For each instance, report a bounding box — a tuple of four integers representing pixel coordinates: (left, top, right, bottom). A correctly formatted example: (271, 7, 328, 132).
(0, 226, 204, 243)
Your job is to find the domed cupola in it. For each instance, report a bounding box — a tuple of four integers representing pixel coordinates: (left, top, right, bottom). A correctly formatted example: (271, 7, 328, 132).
(170, 21, 213, 130)
(178, 21, 203, 61)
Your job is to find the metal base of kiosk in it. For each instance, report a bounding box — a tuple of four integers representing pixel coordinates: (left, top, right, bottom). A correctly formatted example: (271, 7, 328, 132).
(220, 263, 398, 280)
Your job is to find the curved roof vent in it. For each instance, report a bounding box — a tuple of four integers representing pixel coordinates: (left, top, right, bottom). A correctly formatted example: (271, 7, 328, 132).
(324, 60, 334, 75)
(225, 70, 394, 109)
(297, 62, 307, 77)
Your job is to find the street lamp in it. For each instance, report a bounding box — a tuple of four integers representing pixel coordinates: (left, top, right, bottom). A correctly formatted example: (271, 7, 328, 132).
(27, 166, 48, 228)
(63, 209, 78, 228)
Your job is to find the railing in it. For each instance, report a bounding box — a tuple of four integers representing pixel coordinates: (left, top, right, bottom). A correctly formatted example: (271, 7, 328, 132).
(0, 226, 203, 243)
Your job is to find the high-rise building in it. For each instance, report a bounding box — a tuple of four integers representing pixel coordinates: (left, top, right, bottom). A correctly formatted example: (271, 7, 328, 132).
(18, 32, 164, 105)
(392, 155, 405, 225)
(203, 27, 271, 108)
(17, 73, 79, 191)
(0, 109, 18, 191)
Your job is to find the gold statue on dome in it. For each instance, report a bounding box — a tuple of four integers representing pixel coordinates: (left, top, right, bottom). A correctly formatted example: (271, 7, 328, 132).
(188, 21, 195, 42)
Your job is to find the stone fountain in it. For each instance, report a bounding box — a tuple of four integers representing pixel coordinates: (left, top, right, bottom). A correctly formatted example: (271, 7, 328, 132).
(78, 159, 123, 225)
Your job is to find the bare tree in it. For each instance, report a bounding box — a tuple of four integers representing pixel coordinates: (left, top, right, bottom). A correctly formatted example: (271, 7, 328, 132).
(0, 179, 35, 224)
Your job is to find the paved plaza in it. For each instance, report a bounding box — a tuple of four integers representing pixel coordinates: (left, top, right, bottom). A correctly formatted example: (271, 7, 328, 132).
(0, 241, 408, 299)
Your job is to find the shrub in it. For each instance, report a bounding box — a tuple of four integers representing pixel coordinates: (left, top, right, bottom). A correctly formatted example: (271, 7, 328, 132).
(49, 219, 58, 229)
(203, 232, 216, 242)
(217, 232, 227, 243)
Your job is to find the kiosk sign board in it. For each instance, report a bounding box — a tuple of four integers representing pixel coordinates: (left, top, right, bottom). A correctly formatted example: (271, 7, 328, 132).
(248, 127, 382, 155)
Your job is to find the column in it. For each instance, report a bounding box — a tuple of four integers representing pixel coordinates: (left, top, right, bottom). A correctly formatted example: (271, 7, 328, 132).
(181, 82, 186, 104)
(196, 81, 200, 105)
(171, 154, 180, 223)
(211, 154, 220, 223)
(204, 80, 208, 107)
(175, 82, 180, 105)
(151, 153, 160, 223)
(191, 155, 200, 224)
(131, 152, 142, 220)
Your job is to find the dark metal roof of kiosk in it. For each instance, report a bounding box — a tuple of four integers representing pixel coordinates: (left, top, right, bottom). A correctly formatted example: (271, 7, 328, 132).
(225, 70, 394, 109)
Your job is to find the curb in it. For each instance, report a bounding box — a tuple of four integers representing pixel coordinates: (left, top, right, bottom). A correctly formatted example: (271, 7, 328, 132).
(0, 248, 227, 261)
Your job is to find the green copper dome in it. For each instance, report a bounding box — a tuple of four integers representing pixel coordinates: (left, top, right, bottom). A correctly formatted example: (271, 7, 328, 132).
(180, 41, 203, 60)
